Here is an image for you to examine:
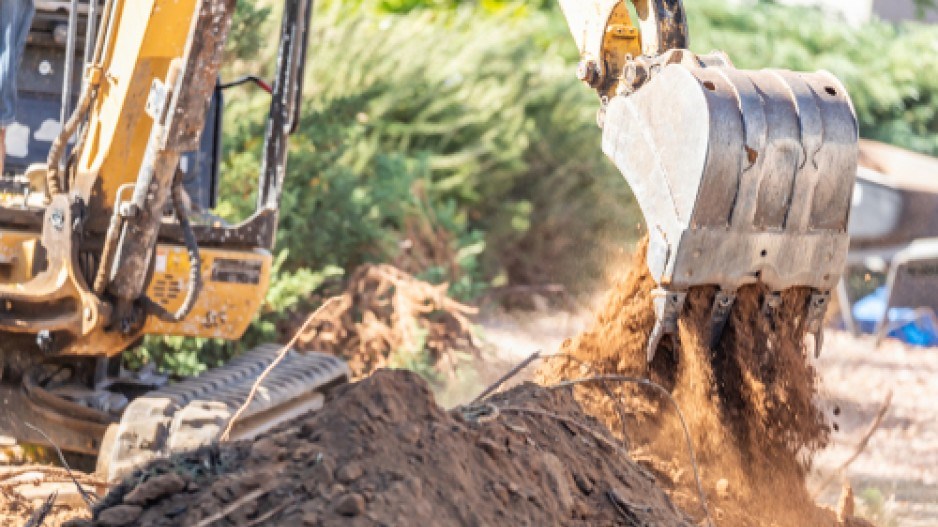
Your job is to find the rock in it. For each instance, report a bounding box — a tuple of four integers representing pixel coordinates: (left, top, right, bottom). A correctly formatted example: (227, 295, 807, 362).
(251, 437, 280, 460)
(335, 462, 364, 484)
(715, 478, 730, 500)
(542, 452, 574, 512)
(573, 473, 594, 495)
(333, 492, 366, 517)
(97, 504, 143, 526)
(325, 483, 347, 499)
(507, 481, 520, 495)
(123, 473, 187, 505)
(396, 423, 421, 445)
(477, 437, 502, 458)
(303, 511, 320, 526)
(62, 520, 93, 527)
(310, 455, 336, 485)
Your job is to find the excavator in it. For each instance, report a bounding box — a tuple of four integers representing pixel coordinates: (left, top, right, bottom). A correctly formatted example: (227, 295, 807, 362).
(0, 0, 858, 483)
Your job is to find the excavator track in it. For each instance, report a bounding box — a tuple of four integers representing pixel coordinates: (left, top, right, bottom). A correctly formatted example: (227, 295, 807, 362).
(96, 344, 347, 482)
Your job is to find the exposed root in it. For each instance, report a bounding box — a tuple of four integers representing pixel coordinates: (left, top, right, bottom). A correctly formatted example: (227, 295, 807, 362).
(293, 264, 479, 378)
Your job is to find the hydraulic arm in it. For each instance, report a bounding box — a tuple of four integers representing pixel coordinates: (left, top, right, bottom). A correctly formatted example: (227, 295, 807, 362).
(558, 0, 859, 359)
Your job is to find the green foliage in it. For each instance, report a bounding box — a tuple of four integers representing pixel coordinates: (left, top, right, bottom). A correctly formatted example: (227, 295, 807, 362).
(227, 0, 273, 61)
(687, 0, 938, 155)
(220, 6, 628, 289)
(857, 487, 898, 526)
(386, 323, 442, 385)
(914, 0, 938, 19)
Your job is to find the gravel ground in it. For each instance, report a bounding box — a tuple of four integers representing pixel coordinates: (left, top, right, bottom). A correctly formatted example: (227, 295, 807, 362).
(812, 331, 938, 526)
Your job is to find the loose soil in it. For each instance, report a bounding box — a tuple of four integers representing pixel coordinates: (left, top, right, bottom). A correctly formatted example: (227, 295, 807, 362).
(84, 370, 692, 526)
(537, 237, 873, 527)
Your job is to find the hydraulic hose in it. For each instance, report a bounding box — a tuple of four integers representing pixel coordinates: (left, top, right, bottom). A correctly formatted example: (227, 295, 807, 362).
(168, 180, 202, 321)
(45, 0, 118, 198)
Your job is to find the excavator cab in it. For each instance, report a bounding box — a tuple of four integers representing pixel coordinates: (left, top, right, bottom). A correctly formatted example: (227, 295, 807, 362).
(6, 2, 222, 210)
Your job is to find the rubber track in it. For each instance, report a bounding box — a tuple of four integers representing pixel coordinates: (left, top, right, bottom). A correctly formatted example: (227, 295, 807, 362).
(98, 345, 347, 482)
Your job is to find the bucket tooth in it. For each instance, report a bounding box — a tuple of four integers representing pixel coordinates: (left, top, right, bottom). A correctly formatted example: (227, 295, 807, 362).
(647, 289, 686, 363)
(708, 291, 736, 349)
(805, 291, 831, 357)
(762, 292, 782, 319)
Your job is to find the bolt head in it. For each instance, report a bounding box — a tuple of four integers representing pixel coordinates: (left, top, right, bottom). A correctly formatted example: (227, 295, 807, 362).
(36, 330, 54, 353)
(576, 60, 600, 87)
(119, 203, 139, 218)
(50, 209, 65, 230)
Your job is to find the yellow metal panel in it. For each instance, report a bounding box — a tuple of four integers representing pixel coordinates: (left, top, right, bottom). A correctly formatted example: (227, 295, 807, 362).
(142, 246, 272, 339)
(0, 230, 39, 284)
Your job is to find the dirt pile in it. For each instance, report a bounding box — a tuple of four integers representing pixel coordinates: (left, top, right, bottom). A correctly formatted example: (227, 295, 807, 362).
(84, 369, 691, 526)
(538, 238, 870, 527)
(293, 264, 479, 379)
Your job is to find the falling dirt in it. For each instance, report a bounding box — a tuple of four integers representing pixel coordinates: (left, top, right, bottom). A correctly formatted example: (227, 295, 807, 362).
(83, 370, 692, 526)
(537, 237, 873, 527)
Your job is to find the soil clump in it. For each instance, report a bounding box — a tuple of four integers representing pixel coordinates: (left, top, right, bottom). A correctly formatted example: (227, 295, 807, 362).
(85, 369, 691, 526)
(538, 237, 870, 527)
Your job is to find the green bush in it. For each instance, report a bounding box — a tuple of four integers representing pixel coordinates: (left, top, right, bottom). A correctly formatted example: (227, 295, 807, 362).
(220, 5, 631, 288)
(688, 0, 938, 155)
(138, 4, 629, 370)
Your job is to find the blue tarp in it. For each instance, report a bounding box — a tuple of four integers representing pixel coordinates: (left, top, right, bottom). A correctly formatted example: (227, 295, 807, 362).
(852, 286, 938, 346)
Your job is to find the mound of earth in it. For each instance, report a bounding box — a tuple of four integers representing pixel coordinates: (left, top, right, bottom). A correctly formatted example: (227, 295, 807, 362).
(83, 369, 691, 526)
(293, 264, 479, 379)
(538, 237, 873, 527)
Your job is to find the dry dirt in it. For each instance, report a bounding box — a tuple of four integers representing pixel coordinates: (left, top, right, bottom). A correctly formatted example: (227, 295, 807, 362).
(812, 332, 938, 526)
(80, 369, 692, 526)
(536, 238, 872, 527)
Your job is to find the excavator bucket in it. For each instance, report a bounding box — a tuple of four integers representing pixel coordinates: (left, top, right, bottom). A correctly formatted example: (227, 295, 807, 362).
(559, 0, 859, 359)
